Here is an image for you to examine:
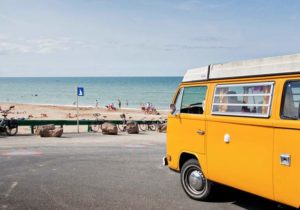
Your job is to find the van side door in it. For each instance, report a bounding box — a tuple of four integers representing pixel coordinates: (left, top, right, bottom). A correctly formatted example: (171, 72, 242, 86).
(273, 79, 300, 208)
(206, 82, 275, 200)
(167, 85, 208, 170)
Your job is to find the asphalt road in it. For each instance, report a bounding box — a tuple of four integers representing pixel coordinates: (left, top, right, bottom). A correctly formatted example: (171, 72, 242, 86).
(0, 133, 295, 210)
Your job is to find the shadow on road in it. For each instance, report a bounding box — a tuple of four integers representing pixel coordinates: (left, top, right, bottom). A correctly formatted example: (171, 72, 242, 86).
(207, 184, 295, 210)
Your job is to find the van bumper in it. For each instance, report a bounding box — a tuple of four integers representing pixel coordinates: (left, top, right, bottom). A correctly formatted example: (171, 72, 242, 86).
(162, 156, 168, 166)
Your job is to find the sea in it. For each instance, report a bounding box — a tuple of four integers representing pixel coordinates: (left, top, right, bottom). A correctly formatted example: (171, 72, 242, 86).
(0, 77, 182, 110)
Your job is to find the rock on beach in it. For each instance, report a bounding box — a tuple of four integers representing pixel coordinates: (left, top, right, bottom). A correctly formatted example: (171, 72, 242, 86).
(102, 123, 118, 135)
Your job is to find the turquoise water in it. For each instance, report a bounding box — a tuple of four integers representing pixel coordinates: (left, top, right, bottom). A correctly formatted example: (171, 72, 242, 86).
(0, 77, 182, 110)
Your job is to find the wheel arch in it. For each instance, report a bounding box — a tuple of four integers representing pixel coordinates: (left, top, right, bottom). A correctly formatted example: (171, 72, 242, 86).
(179, 152, 200, 171)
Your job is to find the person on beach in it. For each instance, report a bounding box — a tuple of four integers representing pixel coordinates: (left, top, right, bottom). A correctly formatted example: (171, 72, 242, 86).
(117, 99, 121, 109)
(126, 99, 128, 107)
(106, 103, 115, 111)
(95, 99, 99, 108)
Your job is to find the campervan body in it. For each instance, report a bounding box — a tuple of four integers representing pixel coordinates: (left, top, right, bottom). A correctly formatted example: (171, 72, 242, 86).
(164, 54, 300, 208)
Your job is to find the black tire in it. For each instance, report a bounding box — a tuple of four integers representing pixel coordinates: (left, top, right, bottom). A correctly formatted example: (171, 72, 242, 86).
(181, 159, 212, 201)
(138, 123, 147, 131)
(148, 123, 157, 131)
(117, 124, 126, 132)
(5, 126, 18, 136)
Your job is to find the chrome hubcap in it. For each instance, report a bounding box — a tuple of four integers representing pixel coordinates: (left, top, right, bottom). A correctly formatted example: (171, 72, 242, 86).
(188, 170, 204, 191)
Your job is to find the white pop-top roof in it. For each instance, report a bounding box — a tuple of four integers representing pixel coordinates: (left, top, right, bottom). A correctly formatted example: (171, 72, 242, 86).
(182, 54, 300, 82)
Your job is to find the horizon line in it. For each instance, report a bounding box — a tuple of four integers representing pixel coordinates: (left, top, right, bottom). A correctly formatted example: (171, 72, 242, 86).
(0, 75, 182, 78)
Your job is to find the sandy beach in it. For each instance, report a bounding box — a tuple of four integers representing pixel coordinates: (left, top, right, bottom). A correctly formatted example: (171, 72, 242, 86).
(0, 102, 168, 134)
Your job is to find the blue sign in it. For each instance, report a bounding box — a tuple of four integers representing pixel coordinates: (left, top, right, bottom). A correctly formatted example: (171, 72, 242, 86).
(77, 87, 84, 96)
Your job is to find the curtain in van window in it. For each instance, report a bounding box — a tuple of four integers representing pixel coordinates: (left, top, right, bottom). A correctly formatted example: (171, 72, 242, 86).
(212, 82, 274, 117)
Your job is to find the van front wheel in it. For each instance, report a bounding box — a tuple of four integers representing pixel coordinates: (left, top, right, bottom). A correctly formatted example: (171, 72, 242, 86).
(181, 159, 211, 200)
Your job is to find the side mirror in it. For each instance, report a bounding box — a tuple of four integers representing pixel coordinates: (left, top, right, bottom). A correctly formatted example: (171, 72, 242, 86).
(170, 104, 177, 116)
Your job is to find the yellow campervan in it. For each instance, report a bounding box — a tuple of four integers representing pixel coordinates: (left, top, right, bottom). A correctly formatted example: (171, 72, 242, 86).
(164, 54, 300, 208)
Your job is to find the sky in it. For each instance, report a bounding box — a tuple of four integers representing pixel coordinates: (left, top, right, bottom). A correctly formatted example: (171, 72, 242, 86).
(0, 0, 300, 77)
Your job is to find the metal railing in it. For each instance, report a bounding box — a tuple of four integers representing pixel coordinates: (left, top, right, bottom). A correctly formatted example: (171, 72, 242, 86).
(16, 119, 161, 134)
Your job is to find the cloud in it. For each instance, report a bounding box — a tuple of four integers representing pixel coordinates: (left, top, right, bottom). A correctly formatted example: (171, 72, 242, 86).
(0, 35, 8, 40)
(174, 0, 201, 11)
(162, 43, 237, 51)
(97, 38, 237, 52)
(190, 36, 227, 42)
(0, 40, 26, 55)
(0, 13, 19, 24)
(29, 38, 73, 53)
(0, 37, 85, 55)
(174, 0, 229, 11)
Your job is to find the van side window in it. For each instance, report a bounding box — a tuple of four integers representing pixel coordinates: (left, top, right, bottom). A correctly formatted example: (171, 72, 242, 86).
(181, 86, 207, 114)
(281, 80, 300, 120)
(212, 82, 274, 118)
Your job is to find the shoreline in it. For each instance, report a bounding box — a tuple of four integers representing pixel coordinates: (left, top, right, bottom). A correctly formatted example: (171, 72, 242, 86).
(0, 102, 168, 120)
(0, 102, 169, 112)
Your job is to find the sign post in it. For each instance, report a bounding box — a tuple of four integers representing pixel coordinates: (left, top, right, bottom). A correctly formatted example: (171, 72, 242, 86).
(77, 87, 84, 133)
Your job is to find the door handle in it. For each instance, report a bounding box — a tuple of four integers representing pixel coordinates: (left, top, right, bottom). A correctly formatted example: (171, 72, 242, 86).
(196, 130, 205, 135)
